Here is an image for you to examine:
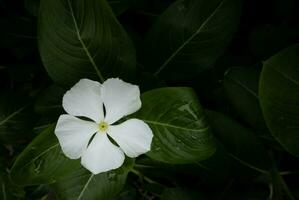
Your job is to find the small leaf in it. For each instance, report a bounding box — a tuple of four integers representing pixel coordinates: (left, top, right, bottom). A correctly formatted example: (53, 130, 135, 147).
(135, 87, 216, 164)
(142, 0, 242, 80)
(259, 44, 299, 157)
(11, 126, 134, 199)
(38, 0, 136, 86)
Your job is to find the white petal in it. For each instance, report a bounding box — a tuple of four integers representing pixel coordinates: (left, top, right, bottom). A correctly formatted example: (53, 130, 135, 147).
(63, 79, 104, 123)
(55, 114, 98, 159)
(81, 133, 125, 174)
(101, 78, 141, 124)
(108, 119, 153, 158)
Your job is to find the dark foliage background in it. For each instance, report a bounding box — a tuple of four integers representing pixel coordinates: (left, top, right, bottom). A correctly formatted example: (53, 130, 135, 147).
(0, 0, 299, 199)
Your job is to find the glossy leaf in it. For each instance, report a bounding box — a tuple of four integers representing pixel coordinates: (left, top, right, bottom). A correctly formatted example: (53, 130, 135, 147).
(143, 0, 242, 80)
(205, 110, 271, 171)
(11, 125, 134, 199)
(135, 87, 216, 164)
(223, 67, 267, 131)
(38, 0, 136, 86)
(259, 44, 299, 157)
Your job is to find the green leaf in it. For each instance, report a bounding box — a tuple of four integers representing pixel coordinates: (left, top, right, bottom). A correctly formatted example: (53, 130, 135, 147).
(53, 160, 133, 200)
(11, 126, 134, 199)
(161, 188, 206, 200)
(135, 87, 216, 164)
(142, 0, 242, 80)
(38, 0, 136, 86)
(205, 110, 271, 171)
(0, 172, 25, 200)
(108, 0, 137, 16)
(0, 92, 36, 144)
(223, 67, 268, 131)
(25, 0, 137, 17)
(34, 85, 65, 117)
(259, 44, 299, 157)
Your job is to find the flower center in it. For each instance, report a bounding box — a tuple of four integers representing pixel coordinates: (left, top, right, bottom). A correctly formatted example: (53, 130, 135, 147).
(98, 121, 108, 132)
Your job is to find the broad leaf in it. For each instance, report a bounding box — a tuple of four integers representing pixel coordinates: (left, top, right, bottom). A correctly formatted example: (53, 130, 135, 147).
(205, 110, 271, 171)
(135, 87, 216, 164)
(142, 0, 242, 80)
(259, 44, 299, 157)
(11, 126, 134, 199)
(38, 0, 136, 86)
(223, 67, 267, 131)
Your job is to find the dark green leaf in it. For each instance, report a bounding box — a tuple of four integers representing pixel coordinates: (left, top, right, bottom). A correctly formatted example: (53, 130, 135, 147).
(25, 0, 40, 16)
(205, 110, 271, 171)
(11, 125, 134, 199)
(135, 87, 216, 164)
(0, 92, 36, 144)
(38, 0, 136, 86)
(259, 44, 299, 157)
(143, 0, 242, 80)
(34, 85, 65, 117)
(223, 67, 268, 131)
(161, 188, 205, 200)
(0, 156, 25, 200)
(25, 0, 137, 17)
(108, 0, 137, 16)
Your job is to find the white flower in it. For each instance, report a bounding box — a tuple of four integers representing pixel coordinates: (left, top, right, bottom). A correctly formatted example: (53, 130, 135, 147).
(55, 78, 153, 174)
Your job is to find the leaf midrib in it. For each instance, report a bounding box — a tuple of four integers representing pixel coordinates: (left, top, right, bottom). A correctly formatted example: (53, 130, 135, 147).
(66, 0, 105, 82)
(0, 106, 27, 127)
(269, 63, 299, 87)
(227, 77, 258, 99)
(77, 174, 94, 200)
(16, 141, 94, 200)
(154, 0, 225, 75)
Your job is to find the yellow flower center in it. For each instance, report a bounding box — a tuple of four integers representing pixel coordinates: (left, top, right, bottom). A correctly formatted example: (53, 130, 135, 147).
(98, 121, 109, 132)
